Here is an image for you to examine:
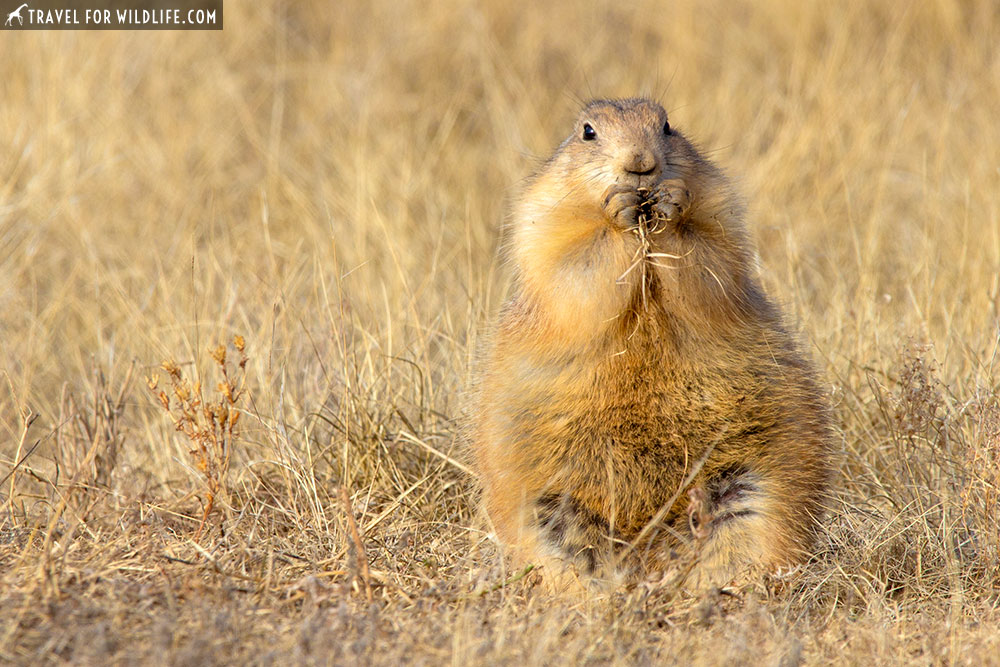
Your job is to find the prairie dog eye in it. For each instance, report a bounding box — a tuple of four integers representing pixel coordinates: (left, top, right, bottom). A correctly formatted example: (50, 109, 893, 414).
(663, 121, 672, 135)
(582, 123, 597, 141)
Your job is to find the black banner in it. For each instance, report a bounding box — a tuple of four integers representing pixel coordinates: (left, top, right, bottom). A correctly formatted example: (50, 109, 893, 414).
(2, 0, 222, 30)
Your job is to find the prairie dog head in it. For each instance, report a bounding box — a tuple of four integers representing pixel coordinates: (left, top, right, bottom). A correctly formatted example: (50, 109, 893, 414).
(557, 98, 690, 195)
(507, 98, 757, 342)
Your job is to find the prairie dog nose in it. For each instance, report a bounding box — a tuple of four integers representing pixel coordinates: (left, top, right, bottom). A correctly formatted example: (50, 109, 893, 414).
(623, 148, 657, 175)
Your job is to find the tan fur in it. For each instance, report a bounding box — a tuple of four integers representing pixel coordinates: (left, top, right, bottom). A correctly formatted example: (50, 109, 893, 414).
(469, 98, 833, 590)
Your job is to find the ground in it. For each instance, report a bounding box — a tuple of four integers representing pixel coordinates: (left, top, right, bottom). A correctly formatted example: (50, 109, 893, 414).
(1, 1, 999, 664)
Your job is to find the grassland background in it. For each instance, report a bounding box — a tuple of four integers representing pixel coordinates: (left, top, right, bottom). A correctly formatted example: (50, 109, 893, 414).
(1, 0, 999, 664)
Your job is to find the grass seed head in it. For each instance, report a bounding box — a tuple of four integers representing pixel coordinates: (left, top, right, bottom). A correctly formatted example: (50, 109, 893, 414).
(212, 344, 226, 366)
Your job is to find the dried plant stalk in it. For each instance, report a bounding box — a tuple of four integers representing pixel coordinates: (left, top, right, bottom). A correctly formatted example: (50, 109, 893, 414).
(147, 335, 248, 540)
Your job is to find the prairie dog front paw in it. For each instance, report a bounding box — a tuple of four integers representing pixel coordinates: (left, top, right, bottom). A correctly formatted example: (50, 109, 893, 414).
(602, 184, 642, 229)
(651, 178, 691, 223)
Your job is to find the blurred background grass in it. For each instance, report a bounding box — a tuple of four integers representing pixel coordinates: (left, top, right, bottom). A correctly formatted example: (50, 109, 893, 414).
(1, 1, 999, 663)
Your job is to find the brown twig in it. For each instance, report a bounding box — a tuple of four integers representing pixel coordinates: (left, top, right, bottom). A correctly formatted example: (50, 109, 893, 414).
(340, 484, 374, 603)
(463, 564, 536, 599)
(6, 409, 38, 521)
(36, 410, 110, 595)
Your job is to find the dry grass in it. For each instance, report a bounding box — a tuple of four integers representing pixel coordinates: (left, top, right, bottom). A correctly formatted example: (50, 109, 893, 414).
(1, 1, 999, 664)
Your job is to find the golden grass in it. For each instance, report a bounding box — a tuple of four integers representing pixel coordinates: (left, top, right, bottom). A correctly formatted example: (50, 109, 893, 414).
(1, 0, 999, 663)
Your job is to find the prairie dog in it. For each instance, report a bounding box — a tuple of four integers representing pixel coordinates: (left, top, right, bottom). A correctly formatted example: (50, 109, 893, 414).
(470, 98, 832, 590)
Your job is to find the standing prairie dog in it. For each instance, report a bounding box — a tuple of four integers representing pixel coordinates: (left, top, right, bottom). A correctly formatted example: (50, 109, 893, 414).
(469, 98, 833, 590)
